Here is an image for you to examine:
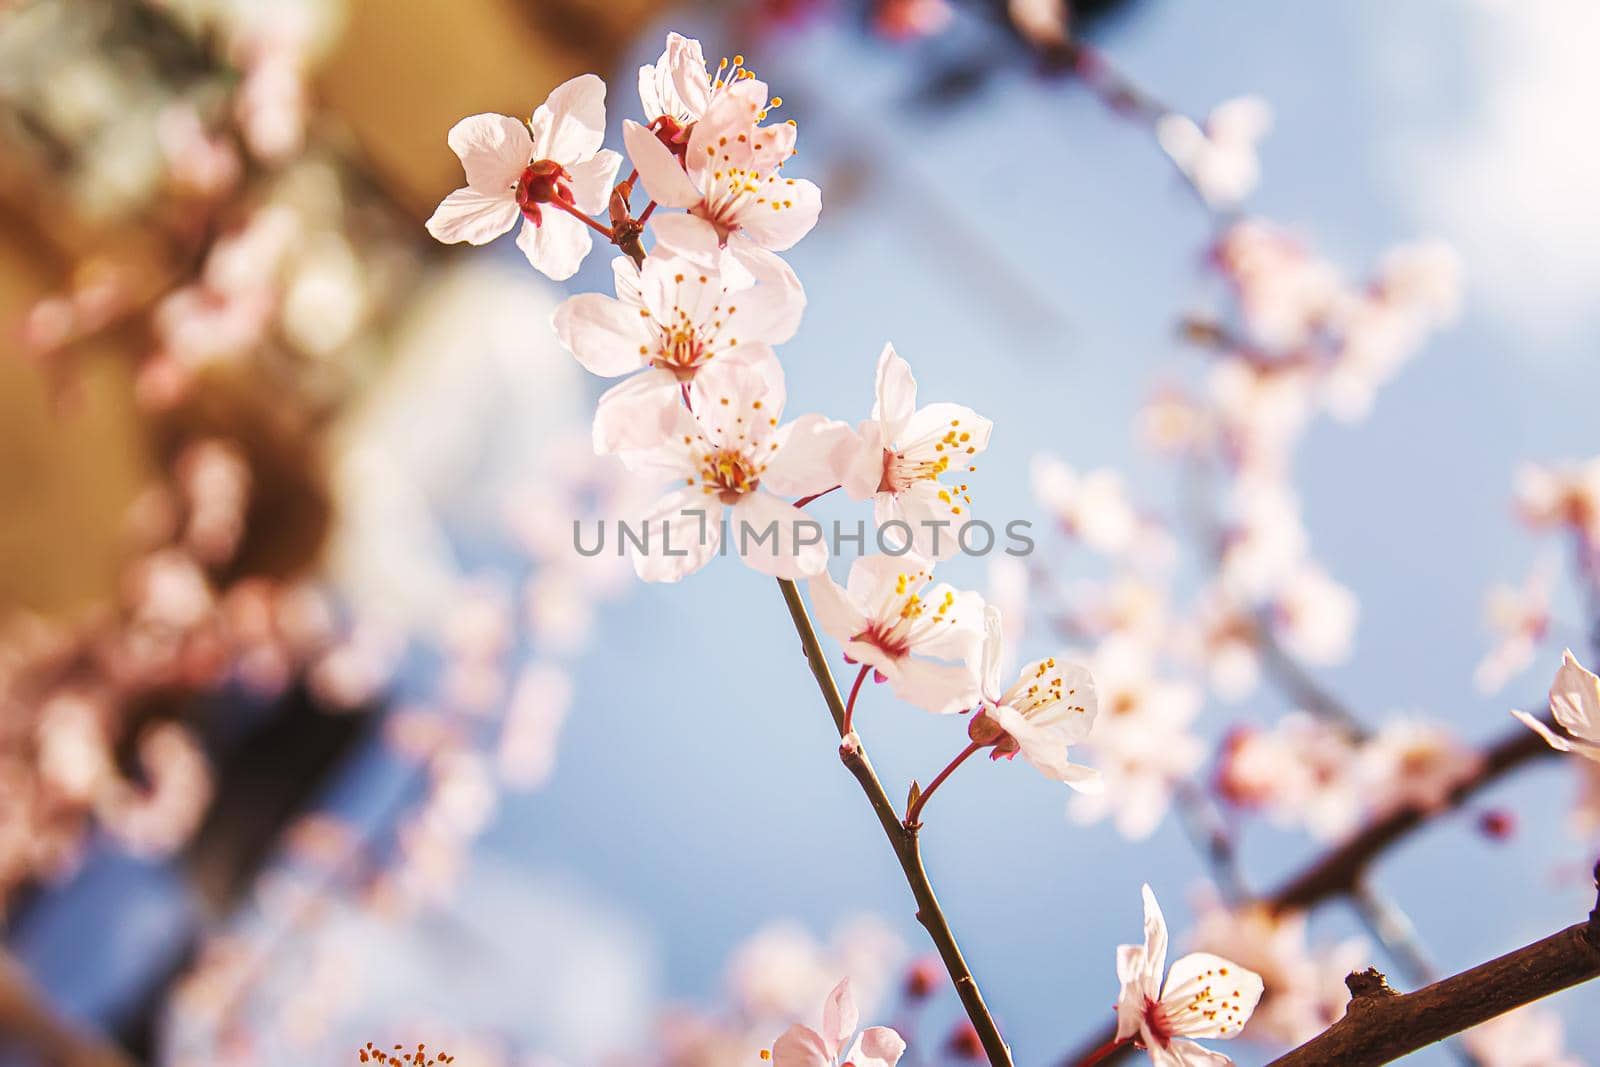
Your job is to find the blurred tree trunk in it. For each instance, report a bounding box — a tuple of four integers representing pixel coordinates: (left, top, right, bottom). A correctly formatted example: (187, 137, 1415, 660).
(0, 948, 137, 1067)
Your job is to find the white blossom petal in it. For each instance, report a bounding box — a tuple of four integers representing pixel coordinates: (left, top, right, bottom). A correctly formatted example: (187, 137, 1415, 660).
(447, 113, 533, 193)
(516, 212, 592, 281)
(425, 188, 519, 245)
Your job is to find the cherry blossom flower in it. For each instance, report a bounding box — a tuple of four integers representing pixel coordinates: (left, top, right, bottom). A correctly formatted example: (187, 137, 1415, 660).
(1215, 713, 1363, 841)
(1215, 484, 1308, 598)
(1269, 563, 1358, 667)
(808, 553, 986, 714)
(1062, 576, 1172, 647)
(619, 358, 851, 582)
(638, 32, 718, 131)
(1513, 649, 1600, 761)
(1358, 719, 1483, 815)
(768, 978, 906, 1067)
(497, 662, 571, 790)
(1070, 637, 1205, 839)
(553, 248, 804, 453)
(839, 345, 993, 559)
(968, 608, 1100, 790)
(1514, 458, 1600, 544)
(426, 75, 623, 281)
(1182, 587, 1261, 702)
(727, 917, 905, 1027)
(1213, 220, 1342, 352)
(1114, 885, 1264, 1066)
(1475, 559, 1553, 694)
(623, 75, 821, 255)
(1156, 97, 1272, 210)
(1187, 894, 1366, 1046)
(1031, 456, 1142, 556)
(1207, 359, 1315, 479)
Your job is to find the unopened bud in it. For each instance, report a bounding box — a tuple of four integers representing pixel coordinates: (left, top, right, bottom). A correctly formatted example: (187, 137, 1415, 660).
(1477, 809, 1515, 841)
(946, 1020, 983, 1061)
(904, 956, 942, 1000)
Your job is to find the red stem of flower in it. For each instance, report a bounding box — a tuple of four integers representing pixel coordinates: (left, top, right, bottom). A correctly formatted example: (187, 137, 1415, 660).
(551, 197, 616, 240)
(638, 199, 659, 224)
(1077, 1035, 1132, 1067)
(680, 381, 693, 411)
(905, 741, 984, 827)
(842, 663, 871, 736)
(794, 485, 841, 509)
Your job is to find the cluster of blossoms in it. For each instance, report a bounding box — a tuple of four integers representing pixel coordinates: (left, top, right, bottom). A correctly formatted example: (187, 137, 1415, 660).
(1012, 142, 1468, 845)
(428, 31, 1107, 821)
(0, 434, 368, 907)
(0, 0, 424, 911)
(419, 30, 1286, 1067)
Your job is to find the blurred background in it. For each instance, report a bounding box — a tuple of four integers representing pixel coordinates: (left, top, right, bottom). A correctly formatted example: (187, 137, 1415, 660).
(1, 0, 1598, 1065)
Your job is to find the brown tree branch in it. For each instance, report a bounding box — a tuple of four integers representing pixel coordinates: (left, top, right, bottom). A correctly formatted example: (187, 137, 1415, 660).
(0, 948, 136, 1067)
(1265, 717, 1556, 914)
(1057, 714, 1562, 1066)
(1266, 870, 1600, 1066)
(775, 578, 1014, 1067)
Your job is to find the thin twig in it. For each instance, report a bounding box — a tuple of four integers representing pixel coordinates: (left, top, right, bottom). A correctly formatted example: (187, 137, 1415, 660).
(1252, 616, 1369, 740)
(1171, 778, 1250, 907)
(776, 578, 1014, 1067)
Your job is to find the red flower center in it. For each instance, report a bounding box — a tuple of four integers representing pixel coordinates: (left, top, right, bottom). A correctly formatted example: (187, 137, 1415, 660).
(516, 159, 573, 225)
(1143, 996, 1175, 1048)
(651, 114, 692, 165)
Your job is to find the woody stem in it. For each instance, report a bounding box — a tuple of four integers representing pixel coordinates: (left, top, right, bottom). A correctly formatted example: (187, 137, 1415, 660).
(775, 578, 1014, 1067)
(905, 740, 983, 827)
(549, 197, 616, 240)
(1077, 1036, 1133, 1067)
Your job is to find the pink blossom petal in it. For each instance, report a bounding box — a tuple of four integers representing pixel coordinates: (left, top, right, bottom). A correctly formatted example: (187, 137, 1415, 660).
(566, 148, 624, 216)
(890, 656, 981, 715)
(447, 113, 532, 193)
(872, 343, 919, 434)
(592, 370, 682, 454)
(735, 174, 822, 251)
(425, 188, 519, 245)
(553, 293, 654, 377)
(821, 978, 858, 1059)
(531, 73, 607, 163)
(1159, 952, 1263, 1040)
(846, 1027, 908, 1067)
(631, 488, 721, 583)
(770, 1024, 831, 1067)
(730, 492, 828, 579)
(516, 212, 592, 281)
(623, 119, 700, 208)
(763, 414, 858, 497)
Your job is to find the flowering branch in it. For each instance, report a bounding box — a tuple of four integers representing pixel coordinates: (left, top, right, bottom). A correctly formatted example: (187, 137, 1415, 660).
(776, 578, 1014, 1067)
(1058, 710, 1562, 1066)
(1265, 867, 1600, 1066)
(1266, 713, 1557, 914)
